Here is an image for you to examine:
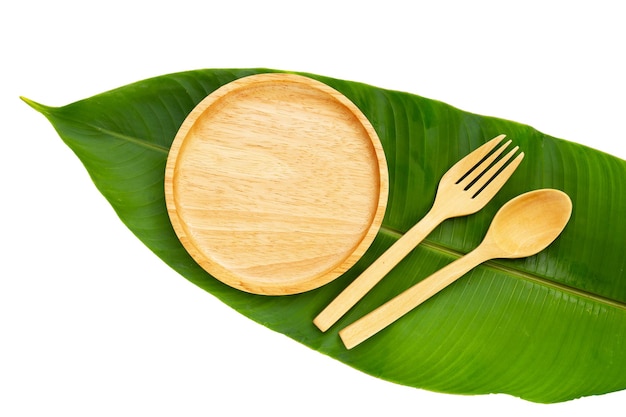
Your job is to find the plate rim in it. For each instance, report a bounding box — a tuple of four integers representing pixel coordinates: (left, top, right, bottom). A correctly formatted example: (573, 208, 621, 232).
(164, 72, 389, 295)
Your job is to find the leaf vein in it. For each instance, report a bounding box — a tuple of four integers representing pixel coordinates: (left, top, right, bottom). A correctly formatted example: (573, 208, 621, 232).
(377, 226, 626, 311)
(91, 125, 170, 154)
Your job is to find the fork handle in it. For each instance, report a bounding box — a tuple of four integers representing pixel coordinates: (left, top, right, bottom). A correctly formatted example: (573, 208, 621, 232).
(338, 248, 489, 349)
(313, 208, 446, 332)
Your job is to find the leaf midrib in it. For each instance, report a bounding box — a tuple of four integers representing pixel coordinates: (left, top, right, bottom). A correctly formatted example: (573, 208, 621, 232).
(23, 97, 170, 155)
(32, 98, 626, 312)
(94, 126, 170, 154)
(379, 224, 626, 311)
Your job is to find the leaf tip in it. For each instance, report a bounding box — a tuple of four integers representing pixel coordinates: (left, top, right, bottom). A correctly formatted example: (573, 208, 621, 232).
(20, 96, 53, 115)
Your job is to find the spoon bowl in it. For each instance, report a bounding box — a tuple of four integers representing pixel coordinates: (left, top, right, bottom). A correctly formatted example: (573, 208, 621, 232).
(484, 189, 572, 258)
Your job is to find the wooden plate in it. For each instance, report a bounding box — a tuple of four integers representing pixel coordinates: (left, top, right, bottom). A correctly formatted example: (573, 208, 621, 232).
(165, 73, 388, 295)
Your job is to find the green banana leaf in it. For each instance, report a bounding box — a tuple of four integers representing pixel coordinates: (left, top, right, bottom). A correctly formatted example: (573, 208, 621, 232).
(23, 68, 626, 404)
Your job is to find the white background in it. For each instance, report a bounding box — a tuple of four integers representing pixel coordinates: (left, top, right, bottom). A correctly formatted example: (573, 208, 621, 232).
(2, 1, 625, 416)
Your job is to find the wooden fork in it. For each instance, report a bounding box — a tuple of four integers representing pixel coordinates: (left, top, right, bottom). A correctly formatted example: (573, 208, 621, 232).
(314, 134, 524, 332)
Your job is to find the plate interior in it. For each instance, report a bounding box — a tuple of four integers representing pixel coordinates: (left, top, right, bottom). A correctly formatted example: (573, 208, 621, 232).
(165, 73, 388, 295)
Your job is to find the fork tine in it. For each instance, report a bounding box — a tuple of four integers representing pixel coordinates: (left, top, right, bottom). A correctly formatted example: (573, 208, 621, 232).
(470, 151, 525, 200)
(465, 145, 519, 193)
(446, 134, 507, 179)
(457, 139, 512, 188)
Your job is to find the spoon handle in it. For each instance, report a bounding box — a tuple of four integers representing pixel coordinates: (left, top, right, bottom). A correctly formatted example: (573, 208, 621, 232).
(338, 248, 489, 349)
(314, 208, 445, 332)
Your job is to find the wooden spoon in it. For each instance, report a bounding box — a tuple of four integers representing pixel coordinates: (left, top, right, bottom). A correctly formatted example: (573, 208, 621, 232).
(339, 189, 572, 349)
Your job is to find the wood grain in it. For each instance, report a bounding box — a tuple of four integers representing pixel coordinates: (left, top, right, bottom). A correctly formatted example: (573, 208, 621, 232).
(338, 189, 572, 349)
(314, 135, 524, 331)
(165, 73, 388, 295)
